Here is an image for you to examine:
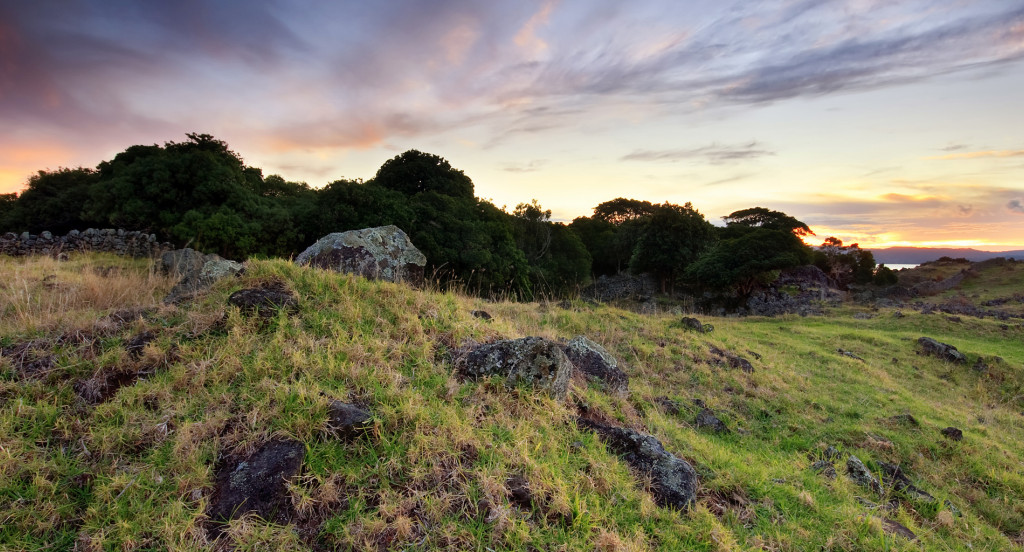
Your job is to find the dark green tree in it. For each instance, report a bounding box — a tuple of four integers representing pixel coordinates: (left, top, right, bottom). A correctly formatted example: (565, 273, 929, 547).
(721, 207, 814, 238)
(593, 198, 656, 225)
(685, 228, 812, 297)
(0, 168, 99, 233)
(628, 202, 716, 293)
(812, 237, 876, 287)
(511, 199, 591, 296)
(372, 150, 474, 199)
(568, 216, 618, 276)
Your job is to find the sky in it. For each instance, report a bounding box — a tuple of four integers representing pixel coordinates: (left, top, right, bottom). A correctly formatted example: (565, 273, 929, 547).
(2, 0, 1023, 249)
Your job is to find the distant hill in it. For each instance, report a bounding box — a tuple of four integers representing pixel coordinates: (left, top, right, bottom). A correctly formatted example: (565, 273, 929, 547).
(870, 247, 1024, 265)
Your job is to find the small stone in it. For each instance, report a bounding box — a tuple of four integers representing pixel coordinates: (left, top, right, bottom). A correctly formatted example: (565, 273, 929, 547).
(940, 427, 963, 441)
(811, 460, 837, 479)
(471, 310, 492, 320)
(847, 455, 883, 496)
(918, 337, 967, 363)
(695, 408, 729, 434)
(326, 400, 373, 438)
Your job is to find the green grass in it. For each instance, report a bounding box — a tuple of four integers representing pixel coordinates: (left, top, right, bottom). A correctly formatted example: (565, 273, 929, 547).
(1, 254, 1022, 550)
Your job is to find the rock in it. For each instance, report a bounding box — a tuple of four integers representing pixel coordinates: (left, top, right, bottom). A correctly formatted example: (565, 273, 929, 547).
(457, 337, 573, 399)
(853, 312, 874, 320)
(918, 337, 967, 363)
(822, 446, 841, 462)
(837, 348, 865, 362)
(941, 427, 963, 441)
(656, 396, 682, 415)
(471, 310, 492, 320)
(326, 400, 373, 439)
(893, 310, 904, 318)
(563, 336, 629, 396)
(125, 330, 157, 360)
(577, 418, 698, 511)
(207, 439, 305, 532)
(695, 408, 729, 434)
(163, 254, 244, 304)
(295, 226, 426, 285)
(879, 517, 917, 540)
(227, 284, 299, 318)
(972, 358, 988, 373)
(708, 346, 754, 373)
(847, 455, 883, 496)
(877, 462, 934, 502)
(680, 317, 713, 333)
(160, 248, 210, 277)
(811, 460, 837, 479)
(943, 499, 962, 517)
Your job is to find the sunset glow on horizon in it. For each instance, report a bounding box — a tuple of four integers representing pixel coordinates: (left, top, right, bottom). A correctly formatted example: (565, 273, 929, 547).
(2, 1, 1022, 249)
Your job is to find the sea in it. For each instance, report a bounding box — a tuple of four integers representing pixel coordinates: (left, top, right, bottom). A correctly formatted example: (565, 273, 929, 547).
(885, 264, 919, 271)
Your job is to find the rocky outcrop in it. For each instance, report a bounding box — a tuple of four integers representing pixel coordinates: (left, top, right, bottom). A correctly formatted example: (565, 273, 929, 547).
(457, 337, 573, 399)
(680, 317, 713, 333)
(562, 336, 629, 396)
(162, 249, 244, 304)
(295, 226, 426, 285)
(0, 228, 172, 258)
(578, 418, 698, 511)
(581, 273, 657, 302)
(708, 346, 754, 373)
(918, 337, 967, 363)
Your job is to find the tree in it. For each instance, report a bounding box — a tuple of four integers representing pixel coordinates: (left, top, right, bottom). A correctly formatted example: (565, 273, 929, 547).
(568, 216, 618, 276)
(0, 168, 99, 233)
(372, 150, 474, 199)
(722, 207, 814, 237)
(812, 237, 876, 287)
(685, 228, 812, 297)
(628, 202, 715, 293)
(593, 198, 656, 225)
(511, 199, 591, 296)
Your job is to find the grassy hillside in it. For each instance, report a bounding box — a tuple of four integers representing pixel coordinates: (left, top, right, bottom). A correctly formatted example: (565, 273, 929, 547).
(1, 254, 1022, 551)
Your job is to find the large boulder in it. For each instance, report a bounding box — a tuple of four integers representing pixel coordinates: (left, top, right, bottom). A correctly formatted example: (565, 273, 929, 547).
(563, 336, 629, 396)
(162, 250, 244, 304)
(457, 337, 573, 399)
(918, 337, 967, 363)
(295, 226, 426, 285)
(578, 418, 698, 511)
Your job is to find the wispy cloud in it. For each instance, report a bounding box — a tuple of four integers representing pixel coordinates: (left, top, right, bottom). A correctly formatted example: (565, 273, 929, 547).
(926, 149, 1024, 160)
(1009, 199, 1024, 214)
(622, 142, 774, 164)
(501, 159, 548, 173)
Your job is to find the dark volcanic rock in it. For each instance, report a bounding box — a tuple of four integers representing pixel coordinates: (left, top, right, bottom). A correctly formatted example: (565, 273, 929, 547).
(680, 317, 713, 333)
(578, 418, 698, 511)
(295, 226, 426, 285)
(563, 336, 629, 396)
(471, 310, 492, 320)
(941, 426, 963, 441)
(326, 400, 373, 439)
(708, 346, 754, 373)
(695, 408, 729, 434)
(880, 517, 917, 540)
(811, 460, 837, 479)
(847, 455, 883, 496)
(888, 414, 919, 427)
(125, 330, 157, 360)
(837, 348, 865, 362)
(878, 461, 935, 502)
(208, 439, 305, 533)
(227, 285, 299, 318)
(457, 337, 573, 399)
(506, 474, 535, 510)
(918, 337, 967, 363)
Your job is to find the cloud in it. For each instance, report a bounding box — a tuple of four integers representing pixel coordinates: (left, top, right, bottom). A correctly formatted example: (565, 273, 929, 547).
(926, 149, 1024, 160)
(502, 159, 547, 173)
(1009, 199, 1024, 214)
(622, 142, 775, 164)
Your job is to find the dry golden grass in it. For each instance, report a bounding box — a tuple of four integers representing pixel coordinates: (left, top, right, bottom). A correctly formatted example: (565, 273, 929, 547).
(0, 253, 174, 335)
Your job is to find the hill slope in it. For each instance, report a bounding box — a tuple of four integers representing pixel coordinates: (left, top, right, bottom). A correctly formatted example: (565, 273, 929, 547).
(870, 247, 1024, 265)
(1, 254, 1022, 551)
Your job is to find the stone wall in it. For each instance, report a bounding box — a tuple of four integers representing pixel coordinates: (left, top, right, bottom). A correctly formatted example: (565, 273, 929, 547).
(0, 229, 173, 258)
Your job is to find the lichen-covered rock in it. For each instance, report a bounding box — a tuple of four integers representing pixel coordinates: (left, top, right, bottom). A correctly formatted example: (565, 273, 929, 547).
(457, 337, 573, 399)
(918, 337, 967, 363)
(163, 252, 244, 304)
(295, 226, 426, 285)
(578, 418, 698, 511)
(847, 455, 883, 496)
(680, 317, 713, 333)
(941, 426, 963, 441)
(207, 439, 305, 533)
(563, 336, 629, 396)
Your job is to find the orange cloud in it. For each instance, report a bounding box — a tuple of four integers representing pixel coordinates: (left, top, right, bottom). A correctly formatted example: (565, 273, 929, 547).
(926, 149, 1024, 160)
(514, 0, 557, 56)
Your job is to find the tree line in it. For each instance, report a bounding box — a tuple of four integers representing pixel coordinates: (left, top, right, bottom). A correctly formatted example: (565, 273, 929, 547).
(0, 133, 894, 298)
